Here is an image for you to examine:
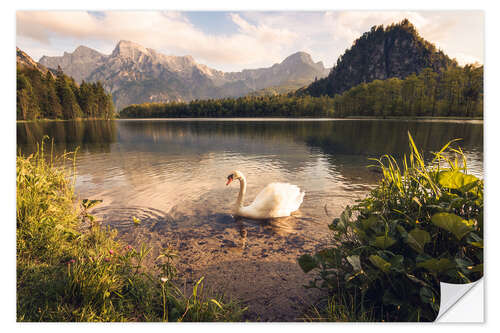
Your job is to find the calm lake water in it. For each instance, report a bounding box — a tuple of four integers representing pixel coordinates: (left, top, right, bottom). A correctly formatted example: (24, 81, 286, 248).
(17, 118, 483, 320)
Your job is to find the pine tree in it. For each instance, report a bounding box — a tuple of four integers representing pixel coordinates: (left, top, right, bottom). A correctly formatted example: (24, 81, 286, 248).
(56, 74, 82, 119)
(17, 73, 40, 120)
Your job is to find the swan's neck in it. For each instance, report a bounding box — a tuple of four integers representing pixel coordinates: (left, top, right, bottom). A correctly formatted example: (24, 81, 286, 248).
(236, 176, 247, 208)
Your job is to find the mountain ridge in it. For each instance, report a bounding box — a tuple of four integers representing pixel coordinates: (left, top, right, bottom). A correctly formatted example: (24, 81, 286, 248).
(39, 41, 329, 110)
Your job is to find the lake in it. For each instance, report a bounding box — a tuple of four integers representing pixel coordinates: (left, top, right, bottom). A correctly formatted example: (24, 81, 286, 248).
(17, 118, 483, 320)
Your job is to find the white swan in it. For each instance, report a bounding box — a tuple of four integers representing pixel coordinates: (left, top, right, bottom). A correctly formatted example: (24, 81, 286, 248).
(226, 170, 305, 219)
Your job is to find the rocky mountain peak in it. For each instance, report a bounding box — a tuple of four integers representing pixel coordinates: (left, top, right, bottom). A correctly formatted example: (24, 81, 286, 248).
(112, 40, 150, 59)
(282, 51, 315, 66)
(280, 51, 327, 75)
(17, 47, 53, 76)
(72, 45, 103, 57)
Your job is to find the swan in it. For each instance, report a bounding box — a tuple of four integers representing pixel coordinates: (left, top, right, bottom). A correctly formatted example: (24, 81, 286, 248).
(226, 170, 305, 219)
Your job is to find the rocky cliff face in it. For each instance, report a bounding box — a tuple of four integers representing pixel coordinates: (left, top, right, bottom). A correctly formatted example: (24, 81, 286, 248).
(17, 47, 54, 76)
(302, 19, 457, 97)
(39, 45, 106, 83)
(39, 41, 328, 110)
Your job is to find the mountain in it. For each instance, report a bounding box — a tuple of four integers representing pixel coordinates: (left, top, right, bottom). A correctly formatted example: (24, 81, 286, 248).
(17, 47, 54, 77)
(301, 19, 457, 97)
(39, 41, 329, 110)
(39, 45, 106, 83)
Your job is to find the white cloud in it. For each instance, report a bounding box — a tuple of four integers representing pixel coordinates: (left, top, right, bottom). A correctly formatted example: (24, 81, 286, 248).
(16, 11, 298, 70)
(16, 10, 483, 71)
(230, 13, 297, 44)
(453, 53, 482, 66)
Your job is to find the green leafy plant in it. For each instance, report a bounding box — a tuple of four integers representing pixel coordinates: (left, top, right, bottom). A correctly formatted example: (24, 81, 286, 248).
(298, 132, 483, 322)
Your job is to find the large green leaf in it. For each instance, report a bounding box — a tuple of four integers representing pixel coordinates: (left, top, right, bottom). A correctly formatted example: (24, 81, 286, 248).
(298, 254, 318, 273)
(347, 255, 362, 272)
(431, 212, 474, 240)
(315, 249, 337, 266)
(352, 226, 367, 239)
(370, 235, 396, 249)
(360, 216, 379, 231)
(369, 255, 391, 273)
(406, 228, 431, 253)
(417, 258, 455, 273)
(437, 170, 479, 191)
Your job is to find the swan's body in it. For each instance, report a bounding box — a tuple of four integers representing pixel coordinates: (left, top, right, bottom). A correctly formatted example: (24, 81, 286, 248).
(226, 170, 305, 219)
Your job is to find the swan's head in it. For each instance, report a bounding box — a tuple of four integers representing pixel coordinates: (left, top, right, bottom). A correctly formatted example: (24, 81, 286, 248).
(226, 170, 244, 186)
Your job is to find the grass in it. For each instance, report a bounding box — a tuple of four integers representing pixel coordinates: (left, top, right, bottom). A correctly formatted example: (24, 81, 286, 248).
(16, 140, 245, 322)
(301, 292, 375, 322)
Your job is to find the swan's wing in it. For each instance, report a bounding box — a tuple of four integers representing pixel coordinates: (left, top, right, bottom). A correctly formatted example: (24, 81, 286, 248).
(246, 182, 305, 218)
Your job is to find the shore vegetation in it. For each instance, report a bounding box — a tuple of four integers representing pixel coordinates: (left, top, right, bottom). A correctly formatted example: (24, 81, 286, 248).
(298, 133, 483, 321)
(16, 140, 245, 321)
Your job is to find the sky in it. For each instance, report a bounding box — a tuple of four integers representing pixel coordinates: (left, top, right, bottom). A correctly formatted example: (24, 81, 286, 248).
(16, 10, 484, 72)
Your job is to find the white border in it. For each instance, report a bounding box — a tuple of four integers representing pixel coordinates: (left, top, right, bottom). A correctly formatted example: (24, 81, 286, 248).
(3, 1, 497, 332)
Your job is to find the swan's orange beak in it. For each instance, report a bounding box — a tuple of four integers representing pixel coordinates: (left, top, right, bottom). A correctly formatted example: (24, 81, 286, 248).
(226, 176, 233, 186)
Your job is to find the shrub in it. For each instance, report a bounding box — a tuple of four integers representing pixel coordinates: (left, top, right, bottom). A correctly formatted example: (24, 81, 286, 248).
(298, 132, 483, 322)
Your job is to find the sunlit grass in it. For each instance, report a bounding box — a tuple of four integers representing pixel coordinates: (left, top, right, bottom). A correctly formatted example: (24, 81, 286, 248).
(16, 139, 245, 322)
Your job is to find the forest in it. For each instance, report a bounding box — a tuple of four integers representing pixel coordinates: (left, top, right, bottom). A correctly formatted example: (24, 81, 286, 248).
(17, 67, 115, 120)
(119, 65, 482, 119)
(333, 64, 483, 118)
(120, 95, 335, 118)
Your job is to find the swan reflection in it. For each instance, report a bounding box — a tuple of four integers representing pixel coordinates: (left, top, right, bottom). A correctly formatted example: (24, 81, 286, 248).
(234, 214, 299, 238)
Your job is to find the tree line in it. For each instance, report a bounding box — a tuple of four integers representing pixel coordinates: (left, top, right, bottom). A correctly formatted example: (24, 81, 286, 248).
(332, 65, 483, 118)
(120, 95, 335, 118)
(17, 67, 115, 120)
(120, 64, 482, 119)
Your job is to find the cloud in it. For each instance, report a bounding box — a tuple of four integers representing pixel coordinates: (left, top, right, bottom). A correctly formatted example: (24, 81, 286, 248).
(322, 11, 458, 47)
(230, 13, 297, 44)
(16, 10, 483, 71)
(452, 53, 482, 66)
(16, 11, 298, 70)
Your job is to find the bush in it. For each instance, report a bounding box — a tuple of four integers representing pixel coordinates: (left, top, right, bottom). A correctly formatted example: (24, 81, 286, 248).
(298, 132, 483, 322)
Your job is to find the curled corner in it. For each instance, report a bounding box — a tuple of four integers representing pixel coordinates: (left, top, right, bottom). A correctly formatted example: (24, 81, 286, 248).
(435, 278, 484, 322)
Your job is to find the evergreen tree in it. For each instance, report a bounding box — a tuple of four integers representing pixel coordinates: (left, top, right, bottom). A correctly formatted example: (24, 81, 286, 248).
(16, 63, 115, 121)
(56, 74, 82, 119)
(17, 72, 40, 120)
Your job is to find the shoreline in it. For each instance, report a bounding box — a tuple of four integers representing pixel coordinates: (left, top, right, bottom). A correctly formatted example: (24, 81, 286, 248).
(17, 116, 484, 123)
(16, 117, 114, 123)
